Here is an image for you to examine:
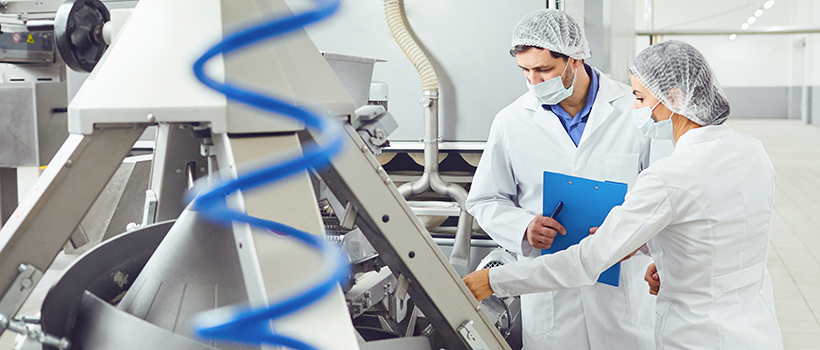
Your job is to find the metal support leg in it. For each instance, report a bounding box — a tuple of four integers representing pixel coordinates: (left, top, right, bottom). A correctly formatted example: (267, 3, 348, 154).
(314, 124, 510, 350)
(0, 168, 18, 227)
(149, 124, 209, 223)
(211, 132, 360, 350)
(0, 125, 146, 336)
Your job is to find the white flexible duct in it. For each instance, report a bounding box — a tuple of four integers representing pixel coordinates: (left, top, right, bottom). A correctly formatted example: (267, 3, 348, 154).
(384, 0, 473, 267)
(383, 0, 438, 92)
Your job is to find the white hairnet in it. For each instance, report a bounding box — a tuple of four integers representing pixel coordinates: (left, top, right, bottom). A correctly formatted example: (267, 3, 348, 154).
(630, 40, 730, 126)
(511, 9, 591, 60)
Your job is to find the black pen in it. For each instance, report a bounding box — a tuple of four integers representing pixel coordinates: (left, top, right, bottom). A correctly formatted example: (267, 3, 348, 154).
(549, 201, 564, 218)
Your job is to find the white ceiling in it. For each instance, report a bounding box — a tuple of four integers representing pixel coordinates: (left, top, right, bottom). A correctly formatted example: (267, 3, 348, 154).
(636, 0, 803, 31)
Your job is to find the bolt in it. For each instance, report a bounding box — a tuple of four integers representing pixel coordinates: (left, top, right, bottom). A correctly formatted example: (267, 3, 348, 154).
(21, 278, 31, 289)
(146, 114, 155, 122)
(17, 264, 26, 273)
(64, 159, 72, 168)
(175, 168, 182, 173)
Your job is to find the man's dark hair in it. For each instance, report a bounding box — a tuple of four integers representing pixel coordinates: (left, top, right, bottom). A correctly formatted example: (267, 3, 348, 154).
(509, 45, 569, 60)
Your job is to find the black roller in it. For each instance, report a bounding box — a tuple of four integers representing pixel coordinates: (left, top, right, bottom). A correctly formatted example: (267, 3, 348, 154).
(54, 0, 109, 72)
(26, 19, 56, 33)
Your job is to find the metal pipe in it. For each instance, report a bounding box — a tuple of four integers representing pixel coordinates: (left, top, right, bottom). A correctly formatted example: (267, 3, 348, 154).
(432, 238, 500, 248)
(185, 161, 196, 189)
(396, 93, 474, 266)
(644, 0, 653, 31)
(637, 25, 820, 36)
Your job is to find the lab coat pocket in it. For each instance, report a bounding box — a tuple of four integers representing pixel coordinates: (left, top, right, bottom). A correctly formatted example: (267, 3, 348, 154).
(654, 300, 672, 349)
(520, 292, 555, 334)
(605, 154, 640, 190)
(622, 256, 656, 326)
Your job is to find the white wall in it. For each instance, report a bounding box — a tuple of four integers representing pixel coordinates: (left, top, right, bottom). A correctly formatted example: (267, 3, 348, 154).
(668, 35, 791, 88)
(585, 0, 636, 84)
(635, 0, 798, 87)
(286, 0, 545, 141)
(634, 0, 820, 120)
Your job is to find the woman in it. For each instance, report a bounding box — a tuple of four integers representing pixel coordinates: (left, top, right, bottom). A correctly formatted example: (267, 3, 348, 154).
(463, 40, 783, 350)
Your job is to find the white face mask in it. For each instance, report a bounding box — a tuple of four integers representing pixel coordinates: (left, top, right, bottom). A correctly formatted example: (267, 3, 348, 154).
(526, 59, 576, 105)
(632, 100, 675, 140)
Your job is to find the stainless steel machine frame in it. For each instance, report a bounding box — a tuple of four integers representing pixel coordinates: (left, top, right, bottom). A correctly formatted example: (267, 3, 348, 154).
(0, 0, 513, 349)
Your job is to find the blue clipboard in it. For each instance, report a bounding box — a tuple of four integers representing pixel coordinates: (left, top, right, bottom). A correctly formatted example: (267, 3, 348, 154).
(541, 171, 628, 287)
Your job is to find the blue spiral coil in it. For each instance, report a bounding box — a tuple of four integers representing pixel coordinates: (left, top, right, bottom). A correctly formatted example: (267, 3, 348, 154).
(188, 1, 350, 349)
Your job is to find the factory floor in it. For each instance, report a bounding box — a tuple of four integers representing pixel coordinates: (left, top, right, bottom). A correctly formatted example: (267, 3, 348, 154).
(0, 119, 819, 350)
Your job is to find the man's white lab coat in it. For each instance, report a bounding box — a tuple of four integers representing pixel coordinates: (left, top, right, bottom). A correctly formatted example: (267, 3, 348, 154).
(466, 69, 656, 350)
(489, 125, 783, 350)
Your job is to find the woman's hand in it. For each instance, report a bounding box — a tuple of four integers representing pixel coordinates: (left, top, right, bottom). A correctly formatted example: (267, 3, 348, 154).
(462, 269, 494, 302)
(644, 263, 660, 295)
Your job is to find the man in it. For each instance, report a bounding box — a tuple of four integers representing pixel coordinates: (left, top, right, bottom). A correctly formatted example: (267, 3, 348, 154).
(464, 9, 656, 350)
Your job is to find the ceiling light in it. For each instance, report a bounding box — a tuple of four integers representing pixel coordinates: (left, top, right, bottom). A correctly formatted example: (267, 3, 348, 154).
(729, 34, 737, 40)
(763, 1, 775, 9)
(755, 9, 764, 17)
(741, 23, 750, 30)
(747, 16, 757, 24)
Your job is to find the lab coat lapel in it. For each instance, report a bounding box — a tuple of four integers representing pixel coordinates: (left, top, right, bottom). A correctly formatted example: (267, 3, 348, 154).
(526, 94, 576, 150)
(578, 71, 623, 147)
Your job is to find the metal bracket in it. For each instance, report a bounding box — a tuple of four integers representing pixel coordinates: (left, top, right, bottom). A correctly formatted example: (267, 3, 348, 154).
(0, 264, 49, 342)
(340, 202, 358, 230)
(394, 272, 410, 301)
(0, 314, 71, 350)
(457, 320, 491, 350)
(141, 189, 158, 226)
(0, 264, 42, 319)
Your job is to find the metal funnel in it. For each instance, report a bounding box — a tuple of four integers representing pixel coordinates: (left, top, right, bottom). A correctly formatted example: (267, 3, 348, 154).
(114, 206, 252, 347)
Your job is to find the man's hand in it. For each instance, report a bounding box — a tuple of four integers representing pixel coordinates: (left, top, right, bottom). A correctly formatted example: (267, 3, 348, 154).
(526, 214, 567, 250)
(644, 263, 660, 295)
(588, 226, 638, 262)
(462, 269, 494, 302)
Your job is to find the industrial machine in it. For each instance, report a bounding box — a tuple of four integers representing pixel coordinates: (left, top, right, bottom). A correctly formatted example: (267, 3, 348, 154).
(0, 0, 527, 349)
(0, 0, 146, 253)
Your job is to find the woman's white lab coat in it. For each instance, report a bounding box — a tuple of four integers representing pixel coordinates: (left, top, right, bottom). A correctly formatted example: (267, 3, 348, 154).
(466, 69, 656, 350)
(488, 125, 783, 350)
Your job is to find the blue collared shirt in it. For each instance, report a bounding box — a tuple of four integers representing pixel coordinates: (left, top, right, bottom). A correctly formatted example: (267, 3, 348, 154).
(543, 64, 599, 147)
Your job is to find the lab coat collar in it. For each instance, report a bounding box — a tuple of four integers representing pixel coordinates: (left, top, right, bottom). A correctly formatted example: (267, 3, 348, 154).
(531, 100, 577, 149)
(675, 124, 734, 149)
(522, 91, 540, 111)
(521, 79, 575, 148)
(577, 68, 622, 146)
